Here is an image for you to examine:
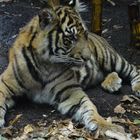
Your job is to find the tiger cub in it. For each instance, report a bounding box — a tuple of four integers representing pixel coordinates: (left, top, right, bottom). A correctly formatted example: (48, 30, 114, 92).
(0, 0, 139, 134)
(0, 0, 106, 132)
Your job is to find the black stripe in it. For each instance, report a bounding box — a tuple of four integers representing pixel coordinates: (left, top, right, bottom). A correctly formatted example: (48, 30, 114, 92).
(131, 73, 139, 80)
(54, 31, 59, 54)
(28, 31, 41, 70)
(132, 75, 140, 84)
(25, 30, 41, 70)
(80, 99, 87, 106)
(23, 29, 44, 86)
(47, 68, 70, 84)
(82, 109, 94, 115)
(104, 48, 109, 70)
(61, 12, 67, 24)
(67, 16, 73, 26)
(50, 71, 75, 95)
(96, 45, 105, 70)
(87, 119, 96, 125)
(67, 96, 85, 116)
(94, 46, 98, 61)
(81, 112, 94, 123)
(119, 59, 126, 74)
(1, 78, 15, 96)
(0, 90, 5, 97)
(69, 25, 76, 30)
(76, 71, 81, 83)
(94, 35, 111, 72)
(27, 46, 40, 70)
(12, 60, 27, 91)
(55, 84, 81, 103)
(56, 9, 62, 17)
(48, 30, 54, 55)
(100, 47, 105, 69)
(29, 31, 38, 43)
(65, 73, 74, 81)
(0, 106, 6, 111)
(22, 48, 44, 86)
(126, 65, 134, 80)
(111, 54, 116, 71)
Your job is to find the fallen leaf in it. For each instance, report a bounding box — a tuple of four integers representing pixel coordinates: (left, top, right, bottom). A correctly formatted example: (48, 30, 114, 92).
(24, 124, 34, 134)
(9, 114, 22, 126)
(134, 119, 140, 125)
(114, 104, 126, 114)
(129, 125, 140, 136)
(121, 95, 134, 103)
(130, 95, 140, 103)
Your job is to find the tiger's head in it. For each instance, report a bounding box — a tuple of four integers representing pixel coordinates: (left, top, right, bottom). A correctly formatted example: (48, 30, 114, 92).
(31, 0, 90, 67)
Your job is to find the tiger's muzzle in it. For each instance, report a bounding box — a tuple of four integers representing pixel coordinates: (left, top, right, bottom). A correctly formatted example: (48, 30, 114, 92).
(70, 38, 91, 66)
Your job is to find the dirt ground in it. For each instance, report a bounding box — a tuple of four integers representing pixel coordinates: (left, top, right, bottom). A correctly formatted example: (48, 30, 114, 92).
(0, 0, 140, 139)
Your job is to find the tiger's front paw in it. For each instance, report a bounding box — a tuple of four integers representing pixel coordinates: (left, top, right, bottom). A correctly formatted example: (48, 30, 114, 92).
(132, 82, 140, 97)
(101, 72, 122, 93)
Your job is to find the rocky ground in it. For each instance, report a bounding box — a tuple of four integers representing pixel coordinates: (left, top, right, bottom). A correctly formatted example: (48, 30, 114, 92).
(0, 0, 140, 139)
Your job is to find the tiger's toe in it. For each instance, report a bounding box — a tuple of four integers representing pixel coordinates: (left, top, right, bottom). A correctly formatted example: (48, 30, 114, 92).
(101, 72, 122, 93)
(132, 82, 140, 97)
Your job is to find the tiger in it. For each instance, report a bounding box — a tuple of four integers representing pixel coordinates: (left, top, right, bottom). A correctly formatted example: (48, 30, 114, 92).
(0, 0, 103, 132)
(0, 0, 139, 136)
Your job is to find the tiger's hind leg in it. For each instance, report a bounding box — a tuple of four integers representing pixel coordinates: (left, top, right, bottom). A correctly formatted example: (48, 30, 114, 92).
(101, 72, 122, 93)
(0, 75, 17, 127)
(53, 85, 112, 131)
(54, 86, 125, 137)
(0, 94, 15, 127)
(0, 63, 24, 127)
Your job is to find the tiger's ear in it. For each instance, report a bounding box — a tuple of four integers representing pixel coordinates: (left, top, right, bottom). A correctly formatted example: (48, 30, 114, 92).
(63, 0, 77, 8)
(38, 7, 57, 29)
(65, 0, 87, 12)
(68, 0, 77, 8)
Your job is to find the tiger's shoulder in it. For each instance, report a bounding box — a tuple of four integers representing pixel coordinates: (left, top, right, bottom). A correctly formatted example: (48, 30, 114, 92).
(9, 15, 42, 61)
